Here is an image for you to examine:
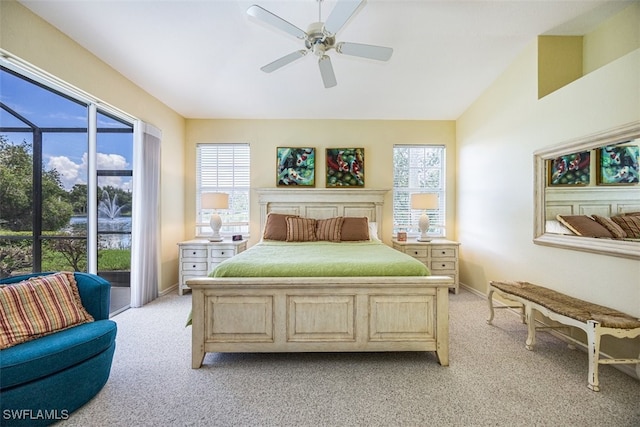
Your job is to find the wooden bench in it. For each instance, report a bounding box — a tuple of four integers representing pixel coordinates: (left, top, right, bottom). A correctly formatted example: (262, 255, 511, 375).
(487, 280, 640, 391)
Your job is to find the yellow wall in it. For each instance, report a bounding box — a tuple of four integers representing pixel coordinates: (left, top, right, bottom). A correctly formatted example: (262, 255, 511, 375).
(2, 0, 639, 372)
(538, 36, 583, 98)
(583, 1, 640, 73)
(185, 119, 456, 247)
(0, 0, 186, 293)
(457, 32, 639, 365)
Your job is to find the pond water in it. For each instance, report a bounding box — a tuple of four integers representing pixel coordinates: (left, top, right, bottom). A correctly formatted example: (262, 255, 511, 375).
(67, 216, 132, 249)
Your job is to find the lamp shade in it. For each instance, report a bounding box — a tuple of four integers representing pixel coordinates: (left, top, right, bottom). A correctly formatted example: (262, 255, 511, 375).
(411, 193, 438, 210)
(201, 192, 229, 210)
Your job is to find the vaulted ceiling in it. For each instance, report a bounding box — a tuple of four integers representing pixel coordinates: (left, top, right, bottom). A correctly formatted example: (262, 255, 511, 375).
(20, 0, 632, 120)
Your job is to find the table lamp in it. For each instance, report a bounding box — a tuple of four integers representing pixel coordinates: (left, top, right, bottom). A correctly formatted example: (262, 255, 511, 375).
(201, 192, 229, 242)
(411, 193, 438, 242)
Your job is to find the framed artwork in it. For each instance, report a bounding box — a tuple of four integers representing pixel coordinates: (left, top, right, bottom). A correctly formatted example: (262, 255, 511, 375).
(276, 147, 315, 187)
(326, 148, 364, 187)
(548, 151, 590, 186)
(596, 144, 639, 185)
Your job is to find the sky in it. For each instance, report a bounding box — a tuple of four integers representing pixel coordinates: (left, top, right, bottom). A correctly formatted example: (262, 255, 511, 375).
(0, 67, 134, 191)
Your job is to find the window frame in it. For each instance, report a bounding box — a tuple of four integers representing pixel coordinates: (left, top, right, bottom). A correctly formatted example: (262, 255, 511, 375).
(195, 143, 250, 239)
(0, 58, 135, 276)
(393, 144, 446, 239)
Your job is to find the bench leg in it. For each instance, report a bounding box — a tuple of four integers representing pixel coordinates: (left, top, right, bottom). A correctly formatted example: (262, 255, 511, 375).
(586, 320, 601, 392)
(525, 304, 536, 351)
(487, 288, 495, 325)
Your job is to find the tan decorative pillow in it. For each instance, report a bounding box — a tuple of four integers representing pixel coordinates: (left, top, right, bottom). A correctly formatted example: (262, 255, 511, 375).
(592, 215, 627, 239)
(0, 272, 94, 349)
(286, 217, 317, 242)
(316, 217, 344, 242)
(611, 215, 640, 238)
(556, 215, 612, 238)
(340, 217, 370, 241)
(263, 213, 296, 241)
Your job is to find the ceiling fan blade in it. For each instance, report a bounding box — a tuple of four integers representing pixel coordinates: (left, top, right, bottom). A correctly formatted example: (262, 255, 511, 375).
(336, 42, 393, 61)
(318, 55, 337, 88)
(324, 0, 364, 35)
(247, 5, 307, 39)
(260, 50, 308, 73)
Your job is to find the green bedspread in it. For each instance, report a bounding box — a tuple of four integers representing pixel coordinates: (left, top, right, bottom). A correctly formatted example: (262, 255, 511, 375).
(211, 241, 430, 277)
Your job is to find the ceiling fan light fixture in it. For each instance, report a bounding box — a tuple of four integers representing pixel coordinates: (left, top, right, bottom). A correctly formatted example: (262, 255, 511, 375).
(312, 42, 326, 57)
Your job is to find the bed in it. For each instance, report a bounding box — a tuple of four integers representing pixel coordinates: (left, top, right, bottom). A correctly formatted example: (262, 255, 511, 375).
(544, 187, 640, 242)
(188, 188, 453, 368)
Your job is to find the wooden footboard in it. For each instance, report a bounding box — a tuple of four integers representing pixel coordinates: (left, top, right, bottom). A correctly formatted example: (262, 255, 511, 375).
(187, 276, 453, 368)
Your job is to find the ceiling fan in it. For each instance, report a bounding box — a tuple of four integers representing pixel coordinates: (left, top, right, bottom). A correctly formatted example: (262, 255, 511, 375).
(247, 0, 393, 88)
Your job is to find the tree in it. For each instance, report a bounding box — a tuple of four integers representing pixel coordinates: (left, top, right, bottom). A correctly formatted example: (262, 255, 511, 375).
(0, 241, 32, 278)
(47, 234, 87, 272)
(68, 184, 88, 215)
(0, 136, 73, 231)
(0, 137, 32, 230)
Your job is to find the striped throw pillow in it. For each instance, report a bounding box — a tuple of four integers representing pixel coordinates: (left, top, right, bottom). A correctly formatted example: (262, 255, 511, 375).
(0, 272, 94, 349)
(611, 215, 640, 238)
(316, 217, 344, 242)
(592, 215, 627, 239)
(286, 217, 317, 242)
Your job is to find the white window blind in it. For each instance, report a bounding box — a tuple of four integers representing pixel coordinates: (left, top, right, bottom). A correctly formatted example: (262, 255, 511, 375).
(196, 143, 250, 237)
(393, 145, 446, 237)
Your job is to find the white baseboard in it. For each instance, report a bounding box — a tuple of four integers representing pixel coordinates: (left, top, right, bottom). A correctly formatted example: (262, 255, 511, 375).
(160, 283, 179, 296)
(465, 281, 640, 381)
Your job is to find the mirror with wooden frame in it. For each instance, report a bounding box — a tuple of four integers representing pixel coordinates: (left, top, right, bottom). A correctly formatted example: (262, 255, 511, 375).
(533, 121, 640, 260)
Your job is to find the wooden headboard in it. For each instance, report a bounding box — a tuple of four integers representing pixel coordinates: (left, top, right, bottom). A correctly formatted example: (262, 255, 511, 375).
(545, 187, 640, 220)
(255, 188, 388, 239)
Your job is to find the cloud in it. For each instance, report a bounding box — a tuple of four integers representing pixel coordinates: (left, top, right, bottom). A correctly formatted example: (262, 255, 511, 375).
(96, 152, 129, 169)
(47, 155, 81, 188)
(47, 152, 131, 191)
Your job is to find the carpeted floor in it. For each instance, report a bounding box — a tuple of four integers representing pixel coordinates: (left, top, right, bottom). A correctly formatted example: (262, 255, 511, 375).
(61, 288, 640, 426)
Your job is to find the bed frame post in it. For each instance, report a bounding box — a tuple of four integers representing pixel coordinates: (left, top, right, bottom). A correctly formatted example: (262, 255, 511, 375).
(191, 288, 206, 369)
(436, 286, 449, 366)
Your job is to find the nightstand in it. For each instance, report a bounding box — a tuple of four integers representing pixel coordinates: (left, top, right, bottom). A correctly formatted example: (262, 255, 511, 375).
(392, 238, 460, 294)
(177, 239, 247, 295)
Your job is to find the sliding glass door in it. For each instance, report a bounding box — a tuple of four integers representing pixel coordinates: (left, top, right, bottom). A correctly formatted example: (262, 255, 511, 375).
(0, 64, 133, 313)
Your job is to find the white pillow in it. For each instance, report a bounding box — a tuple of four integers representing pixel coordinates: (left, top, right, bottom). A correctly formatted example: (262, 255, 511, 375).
(545, 220, 574, 235)
(368, 222, 381, 241)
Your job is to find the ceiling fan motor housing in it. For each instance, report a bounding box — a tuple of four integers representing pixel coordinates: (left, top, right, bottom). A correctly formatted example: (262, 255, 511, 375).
(305, 22, 335, 56)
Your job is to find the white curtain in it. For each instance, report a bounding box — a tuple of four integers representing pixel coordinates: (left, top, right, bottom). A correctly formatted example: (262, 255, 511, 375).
(130, 122, 161, 307)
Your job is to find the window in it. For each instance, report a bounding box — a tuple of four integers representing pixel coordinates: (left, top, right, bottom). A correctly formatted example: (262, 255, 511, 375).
(0, 62, 134, 292)
(196, 143, 250, 237)
(393, 145, 446, 237)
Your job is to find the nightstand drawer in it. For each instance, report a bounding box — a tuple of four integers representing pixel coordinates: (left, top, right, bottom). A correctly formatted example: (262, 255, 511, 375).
(431, 248, 456, 258)
(405, 248, 428, 258)
(430, 261, 456, 271)
(182, 262, 208, 272)
(181, 248, 208, 258)
(211, 248, 234, 259)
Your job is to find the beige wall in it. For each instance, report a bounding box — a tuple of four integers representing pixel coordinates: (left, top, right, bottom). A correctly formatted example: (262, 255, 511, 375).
(538, 36, 583, 98)
(457, 32, 639, 367)
(185, 119, 456, 247)
(456, 0, 640, 314)
(458, 43, 639, 312)
(2, 0, 638, 361)
(583, 1, 640, 74)
(0, 0, 186, 293)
